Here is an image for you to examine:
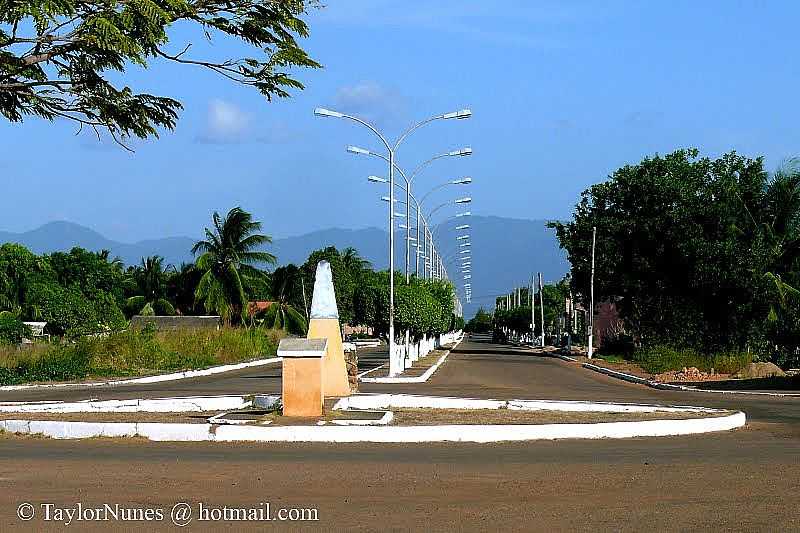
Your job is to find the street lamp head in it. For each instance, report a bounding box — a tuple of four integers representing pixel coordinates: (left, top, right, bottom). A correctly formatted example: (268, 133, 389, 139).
(442, 109, 473, 120)
(453, 177, 472, 184)
(460, 242, 471, 247)
(457, 235, 470, 240)
(459, 249, 470, 254)
(347, 145, 371, 155)
(368, 175, 388, 184)
(455, 197, 472, 204)
(456, 211, 471, 217)
(449, 147, 473, 157)
(456, 224, 470, 230)
(314, 107, 345, 118)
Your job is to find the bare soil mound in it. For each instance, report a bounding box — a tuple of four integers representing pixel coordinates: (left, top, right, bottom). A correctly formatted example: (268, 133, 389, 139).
(734, 362, 786, 379)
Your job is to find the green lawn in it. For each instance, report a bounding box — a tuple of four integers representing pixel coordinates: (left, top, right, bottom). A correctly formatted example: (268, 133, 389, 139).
(0, 327, 283, 386)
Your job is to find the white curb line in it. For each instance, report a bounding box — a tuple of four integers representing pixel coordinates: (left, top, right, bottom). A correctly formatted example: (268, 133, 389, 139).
(514, 343, 577, 362)
(584, 363, 800, 398)
(0, 358, 281, 392)
(360, 336, 462, 384)
(332, 393, 724, 414)
(0, 395, 252, 413)
(0, 393, 746, 442)
(0, 412, 745, 442)
(356, 364, 386, 379)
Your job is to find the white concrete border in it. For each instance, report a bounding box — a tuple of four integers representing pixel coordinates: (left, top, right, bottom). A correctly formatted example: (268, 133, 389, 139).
(584, 362, 800, 398)
(0, 357, 281, 392)
(0, 395, 252, 413)
(333, 393, 725, 414)
(0, 411, 745, 442)
(356, 364, 386, 379)
(0, 393, 745, 442)
(360, 335, 462, 384)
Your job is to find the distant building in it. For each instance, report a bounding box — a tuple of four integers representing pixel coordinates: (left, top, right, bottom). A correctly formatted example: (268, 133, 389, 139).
(248, 301, 276, 317)
(130, 316, 221, 331)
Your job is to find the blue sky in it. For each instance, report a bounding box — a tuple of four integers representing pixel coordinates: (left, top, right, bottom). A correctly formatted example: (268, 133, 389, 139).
(1, 1, 799, 242)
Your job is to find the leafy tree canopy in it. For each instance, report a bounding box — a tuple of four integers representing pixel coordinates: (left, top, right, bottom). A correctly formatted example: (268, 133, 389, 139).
(551, 148, 800, 357)
(0, 0, 320, 147)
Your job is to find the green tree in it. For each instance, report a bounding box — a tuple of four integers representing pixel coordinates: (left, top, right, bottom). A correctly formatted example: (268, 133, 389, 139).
(0, 0, 320, 147)
(302, 246, 359, 325)
(126, 256, 175, 316)
(192, 207, 276, 324)
(258, 264, 307, 334)
(0, 243, 46, 316)
(166, 263, 204, 315)
(0, 314, 31, 345)
(551, 149, 772, 353)
(466, 307, 493, 333)
(48, 247, 127, 304)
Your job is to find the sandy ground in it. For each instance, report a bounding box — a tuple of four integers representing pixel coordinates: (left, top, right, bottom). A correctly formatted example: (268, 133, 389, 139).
(0, 406, 723, 429)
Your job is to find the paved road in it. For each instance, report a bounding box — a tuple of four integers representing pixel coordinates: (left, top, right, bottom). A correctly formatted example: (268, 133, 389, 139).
(0, 345, 390, 403)
(1, 338, 799, 531)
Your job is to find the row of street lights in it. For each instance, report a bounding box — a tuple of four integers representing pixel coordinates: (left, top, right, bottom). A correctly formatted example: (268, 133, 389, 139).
(314, 106, 473, 375)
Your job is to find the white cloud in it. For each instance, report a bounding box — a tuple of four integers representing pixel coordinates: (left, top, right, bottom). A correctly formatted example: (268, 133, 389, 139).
(197, 99, 301, 144)
(332, 81, 405, 127)
(198, 99, 251, 143)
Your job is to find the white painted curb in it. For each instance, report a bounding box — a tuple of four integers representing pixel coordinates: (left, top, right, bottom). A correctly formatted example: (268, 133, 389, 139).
(333, 393, 724, 414)
(0, 358, 281, 392)
(0, 412, 745, 442)
(0, 395, 252, 413)
(0, 393, 746, 443)
(583, 363, 800, 398)
(361, 336, 462, 384)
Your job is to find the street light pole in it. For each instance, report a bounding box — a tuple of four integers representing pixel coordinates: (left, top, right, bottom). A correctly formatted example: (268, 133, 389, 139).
(316, 107, 471, 376)
(588, 226, 597, 359)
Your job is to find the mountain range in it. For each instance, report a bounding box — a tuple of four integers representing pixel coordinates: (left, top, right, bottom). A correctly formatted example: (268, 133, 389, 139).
(0, 217, 570, 317)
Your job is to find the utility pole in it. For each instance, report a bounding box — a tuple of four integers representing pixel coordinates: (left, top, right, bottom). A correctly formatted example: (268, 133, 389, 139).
(530, 275, 535, 346)
(538, 272, 545, 348)
(567, 289, 573, 354)
(588, 226, 597, 359)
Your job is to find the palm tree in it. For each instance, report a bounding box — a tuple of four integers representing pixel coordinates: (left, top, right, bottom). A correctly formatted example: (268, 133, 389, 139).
(341, 247, 371, 274)
(127, 256, 176, 316)
(258, 264, 307, 334)
(192, 207, 276, 324)
(759, 160, 800, 321)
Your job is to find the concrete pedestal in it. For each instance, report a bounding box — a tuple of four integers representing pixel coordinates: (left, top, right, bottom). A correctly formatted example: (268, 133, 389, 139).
(278, 338, 327, 417)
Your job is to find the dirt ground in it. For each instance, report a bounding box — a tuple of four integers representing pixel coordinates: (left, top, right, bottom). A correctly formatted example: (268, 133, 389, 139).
(0, 405, 724, 429)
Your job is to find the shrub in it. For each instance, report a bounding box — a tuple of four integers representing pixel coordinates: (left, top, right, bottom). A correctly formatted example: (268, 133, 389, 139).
(598, 324, 635, 357)
(632, 345, 753, 374)
(0, 316, 32, 345)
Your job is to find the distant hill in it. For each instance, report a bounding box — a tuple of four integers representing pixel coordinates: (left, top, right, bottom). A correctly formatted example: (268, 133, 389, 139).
(0, 217, 570, 317)
(0, 222, 198, 268)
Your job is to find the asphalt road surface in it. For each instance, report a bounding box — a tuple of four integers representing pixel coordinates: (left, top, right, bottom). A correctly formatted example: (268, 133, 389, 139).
(1, 337, 799, 531)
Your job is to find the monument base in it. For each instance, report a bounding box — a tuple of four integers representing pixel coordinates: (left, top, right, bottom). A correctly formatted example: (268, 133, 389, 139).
(307, 318, 351, 397)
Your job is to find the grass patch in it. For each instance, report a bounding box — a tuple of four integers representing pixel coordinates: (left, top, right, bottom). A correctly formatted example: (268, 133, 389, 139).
(0, 327, 284, 386)
(631, 345, 753, 374)
(595, 354, 627, 364)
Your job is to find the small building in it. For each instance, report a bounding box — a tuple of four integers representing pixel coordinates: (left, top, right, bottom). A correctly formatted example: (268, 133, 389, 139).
(130, 316, 222, 331)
